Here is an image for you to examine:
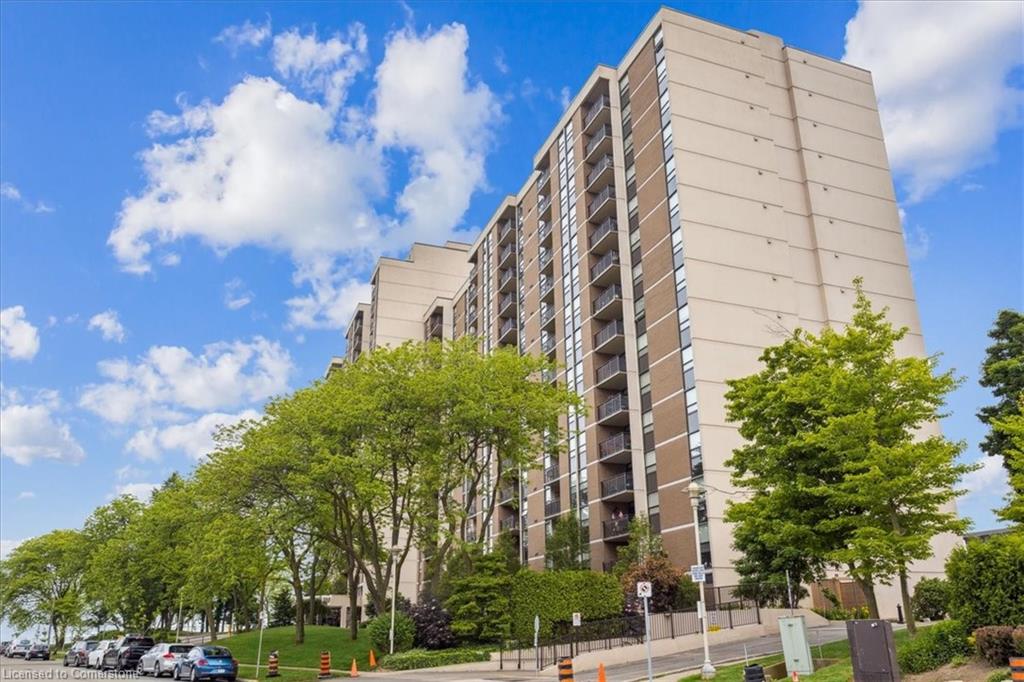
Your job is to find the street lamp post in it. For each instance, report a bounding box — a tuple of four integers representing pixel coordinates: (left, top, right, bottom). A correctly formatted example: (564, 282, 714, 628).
(388, 545, 401, 655)
(688, 481, 716, 679)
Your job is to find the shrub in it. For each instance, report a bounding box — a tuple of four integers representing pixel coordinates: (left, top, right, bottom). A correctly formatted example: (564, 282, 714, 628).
(897, 619, 972, 674)
(947, 531, 1024, 630)
(510, 570, 624, 640)
(408, 598, 457, 650)
(379, 647, 490, 671)
(445, 553, 512, 643)
(674, 576, 699, 610)
(912, 578, 950, 622)
(621, 555, 686, 614)
(367, 613, 415, 655)
(1014, 625, 1024, 655)
(975, 626, 1017, 665)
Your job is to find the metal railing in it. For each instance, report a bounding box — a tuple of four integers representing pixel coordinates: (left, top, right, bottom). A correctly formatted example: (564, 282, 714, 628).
(536, 169, 550, 189)
(594, 319, 625, 348)
(537, 195, 551, 214)
(538, 221, 552, 243)
(584, 95, 611, 129)
(499, 244, 517, 264)
(499, 318, 516, 338)
(499, 269, 516, 288)
(597, 392, 628, 421)
(590, 250, 619, 281)
(544, 499, 561, 517)
(500, 515, 519, 532)
(600, 472, 633, 498)
(543, 464, 559, 483)
(588, 184, 616, 217)
(586, 124, 613, 157)
(602, 515, 633, 539)
(540, 305, 555, 327)
(599, 431, 630, 460)
(499, 293, 515, 313)
(587, 154, 614, 187)
(539, 248, 553, 269)
(541, 334, 556, 354)
(498, 220, 514, 242)
(592, 284, 622, 314)
(540, 276, 554, 298)
(589, 216, 618, 248)
(596, 355, 627, 383)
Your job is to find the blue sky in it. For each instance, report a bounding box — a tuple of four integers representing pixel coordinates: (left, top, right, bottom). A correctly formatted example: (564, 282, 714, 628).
(1, 1, 1021, 563)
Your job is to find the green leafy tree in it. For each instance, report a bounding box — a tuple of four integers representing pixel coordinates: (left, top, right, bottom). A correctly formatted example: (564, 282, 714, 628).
(0, 530, 89, 649)
(612, 515, 663, 577)
(546, 511, 587, 571)
(946, 531, 1024, 630)
(621, 555, 686, 614)
(269, 588, 294, 627)
(978, 310, 1024, 467)
(444, 552, 511, 643)
(725, 280, 973, 627)
(992, 398, 1024, 524)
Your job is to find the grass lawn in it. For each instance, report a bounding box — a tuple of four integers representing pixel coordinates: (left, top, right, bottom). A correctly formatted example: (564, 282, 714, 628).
(678, 626, 919, 681)
(215, 625, 372, 676)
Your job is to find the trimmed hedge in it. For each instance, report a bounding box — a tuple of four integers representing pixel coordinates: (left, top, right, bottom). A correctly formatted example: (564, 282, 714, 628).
(912, 578, 950, 622)
(947, 531, 1024, 630)
(896, 620, 972, 674)
(367, 613, 415, 654)
(380, 647, 490, 671)
(510, 570, 624, 640)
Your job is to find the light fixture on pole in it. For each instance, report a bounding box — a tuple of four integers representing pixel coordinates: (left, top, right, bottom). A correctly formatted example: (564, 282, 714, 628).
(688, 481, 716, 679)
(388, 545, 401, 655)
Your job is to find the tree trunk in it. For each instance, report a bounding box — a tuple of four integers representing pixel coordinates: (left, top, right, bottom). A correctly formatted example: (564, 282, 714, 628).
(347, 570, 359, 640)
(853, 576, 879, 619)
(206, 605, 218, 642)
(899, 568, 916, 634)
(292, 577, 306, 645)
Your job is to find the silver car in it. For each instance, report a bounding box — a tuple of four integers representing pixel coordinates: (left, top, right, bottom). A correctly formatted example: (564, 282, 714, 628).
(138, 643, 191, 677)
(88, 640, 116, 668)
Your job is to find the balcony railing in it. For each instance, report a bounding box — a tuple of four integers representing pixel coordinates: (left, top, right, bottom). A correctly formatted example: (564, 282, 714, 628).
(544, 464, 559, 483)
(500, 515, 520, 532)
(590, 250, 619, 282)
(540, 276, 555, 298)
(592, 284, 622, 314)
(541, 368, 558, 383)
(595, 319, 625, 348)
(601, 472, 634, 499)
(540, 305, 555, 327)
(588, 184, 616, 217)
(499, 269, 516, 289)
(538, 221, 552, 243)
(545, 499, 561, 518)
(467, 308, 478, 324)
(599, 432, 631, 461)
(586, 124, 613, 158)
(499, 293, 516, 314)
(498, 484, 517, 505)
(539, 248, 553, 269)
(426, 318, 443, 338)
(597, 355, 628, 384)
(536, 168, 550, 190)
(499, 318, 516, 338)
(541, 334, 556, 355)
(499, 244, 516, 265)
(537, 195, 551, 215)
(587, 154, 614, 188)
(603, 515, 634, 540)
(597, 393, 629, 422)
(589, 217, 618, 249)
(584, 95, 611, 130)
(498, 220, 514, 243)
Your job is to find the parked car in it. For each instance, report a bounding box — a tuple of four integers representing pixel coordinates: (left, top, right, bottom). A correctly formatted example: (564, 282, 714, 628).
(101, 635, 155, 671)
(88, 640, 116, 668)
(174, 646, 237, 682)
(25, 643, 50, 661)
(63, 640, 98, 667)
(8, 641, 31, 658)
(138, 643, 191, 677)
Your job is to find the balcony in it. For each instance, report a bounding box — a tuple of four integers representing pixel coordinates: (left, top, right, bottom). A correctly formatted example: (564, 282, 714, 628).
(545, 499, 561, 518)
(541, 367, 558, 384)
(601, 472, 634, 501)
(536, 168, 551, 191)
(588, 185, 617, 223)
(603, 514, 634, 542)
(498, 318, 517, 344)
(540, 275, 555, 301)
(498, 484, 517, 506)
(498, 268, 516, 292)
(594, 319, 626, 354)
(467, 307, 478, 324)
(466, 282, 478, 300)
(538, 247, 553, 272)
(541, 333, 556, 356)
(426, 317, 443, 340)
(592, 284, 623, 320)
(596, 354, 628, 389)
(589, 216, 619, 253)
(498, 220, 515, 245)
(537, 195, 552, 216)
(540, 304, 556, 331)
(583, 95, 611, 133)
(586, 124, 614, 162)
(499, 243, 517, 267)
(498, 292, 516, 316)
(587, 154, 615, 192)
(599, 431, 631, 464)
(590, 250, 620, 286)
(597, 392, 629, 426)
(500, 515, 520, 532)
(544, 464, 559, 483)
(538, 221, 553, 245)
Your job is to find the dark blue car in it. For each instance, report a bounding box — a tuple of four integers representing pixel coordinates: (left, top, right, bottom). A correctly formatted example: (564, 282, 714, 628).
(174, 646, 237, 682)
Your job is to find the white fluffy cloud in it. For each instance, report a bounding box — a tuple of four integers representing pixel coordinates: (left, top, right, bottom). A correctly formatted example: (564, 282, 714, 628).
(0, 539, 24, 560)
(215, 18, 271, 54)
(1, 391, 85, 465)
(961, 454, 1011, 503)
(127, 409, 260, 461)
(1, 306, 40, 360)
(79, 336, 292, 424)
(114, 482, 160, 501)
(110, 21, 499, 329)
(224, 278, 254, 311)
(844, 1, 1024, 201)
(272, 24, 368, 111)
(88, 309, 126, 343)
(373, 23, 500, 245)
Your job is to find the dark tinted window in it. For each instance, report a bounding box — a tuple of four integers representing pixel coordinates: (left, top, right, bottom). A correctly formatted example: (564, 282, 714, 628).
(169, 646, 190, 654)
(86, 642, 98, 650)
(201, 647, 231, 658)
(127, 638, 155, 647)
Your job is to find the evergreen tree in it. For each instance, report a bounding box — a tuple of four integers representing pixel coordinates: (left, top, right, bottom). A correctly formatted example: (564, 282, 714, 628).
(546, 511, 587, 571)
(978, 310, 1024, 466)
(269, 588, 294, 627)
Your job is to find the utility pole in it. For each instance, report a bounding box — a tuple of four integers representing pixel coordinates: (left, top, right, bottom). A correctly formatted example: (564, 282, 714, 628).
(688, 482, 716, 680)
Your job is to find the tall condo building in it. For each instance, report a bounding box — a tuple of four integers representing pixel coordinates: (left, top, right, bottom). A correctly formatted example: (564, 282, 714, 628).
(342, 7, 958, 618)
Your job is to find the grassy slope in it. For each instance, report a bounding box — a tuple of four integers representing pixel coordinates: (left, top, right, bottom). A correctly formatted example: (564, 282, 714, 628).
(677, 626, 919, 682)
(215, 625, 371, 675)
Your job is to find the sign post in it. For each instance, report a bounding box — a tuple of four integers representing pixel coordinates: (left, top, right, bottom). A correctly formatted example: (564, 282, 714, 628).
(637, 581, 654, 682)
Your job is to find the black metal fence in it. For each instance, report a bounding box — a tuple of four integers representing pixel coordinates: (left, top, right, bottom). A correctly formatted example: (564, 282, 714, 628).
(498, 599, 760, 670)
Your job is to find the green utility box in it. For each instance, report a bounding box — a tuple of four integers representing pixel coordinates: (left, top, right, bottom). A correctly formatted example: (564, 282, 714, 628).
(779, 615, 814, 676)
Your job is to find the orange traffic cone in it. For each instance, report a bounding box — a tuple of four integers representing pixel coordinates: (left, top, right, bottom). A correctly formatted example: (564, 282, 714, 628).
(350, 658, 359, 678)
(368, 649, 377, 669)
(597, 662, 607, 682)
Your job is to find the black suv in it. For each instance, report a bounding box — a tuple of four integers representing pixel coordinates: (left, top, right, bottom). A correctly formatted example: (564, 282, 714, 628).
(101, 635, 155, 671)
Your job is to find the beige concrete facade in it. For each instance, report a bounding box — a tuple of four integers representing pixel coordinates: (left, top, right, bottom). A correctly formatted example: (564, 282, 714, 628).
(340, 7, 957, 620)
